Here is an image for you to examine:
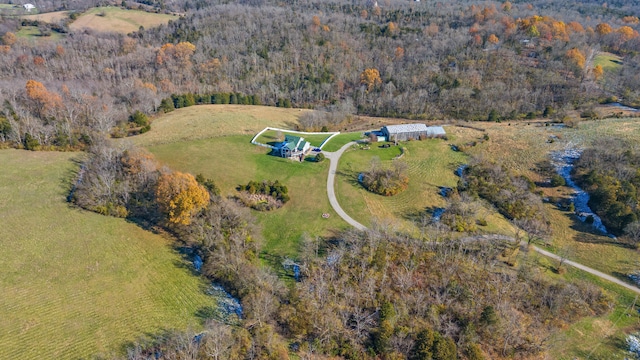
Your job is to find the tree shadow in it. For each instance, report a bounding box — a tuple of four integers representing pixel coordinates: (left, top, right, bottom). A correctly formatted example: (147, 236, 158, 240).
(335, 168, 362, 187)
(62, 156, 85, 203)
(567, 214, 632, 248)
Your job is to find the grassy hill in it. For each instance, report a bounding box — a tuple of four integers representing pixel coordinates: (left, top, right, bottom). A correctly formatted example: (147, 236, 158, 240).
(68, 7, 177, 34)
(133, 105, 346, 258)
(0, 149, 218, 359)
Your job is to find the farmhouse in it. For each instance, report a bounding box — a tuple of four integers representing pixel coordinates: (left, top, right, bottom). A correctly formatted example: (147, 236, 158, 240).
(23, 3, 36, 11)
(381, 124, 446, 142)
(275, 134, 311, 159)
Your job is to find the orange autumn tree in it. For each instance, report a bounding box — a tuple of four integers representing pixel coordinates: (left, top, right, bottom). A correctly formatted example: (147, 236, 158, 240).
(25, 80, 62, 118)
(156, 171, 210, 226)
(487, 34, 499, 44)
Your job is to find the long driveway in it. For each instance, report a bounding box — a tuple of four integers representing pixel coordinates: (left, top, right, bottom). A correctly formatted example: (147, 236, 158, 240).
(324, 142, 366, 231)
(324, 142, 640, 295)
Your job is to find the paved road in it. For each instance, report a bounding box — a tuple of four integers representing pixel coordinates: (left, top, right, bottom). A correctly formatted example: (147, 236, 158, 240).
(324, 142, 366, 231)
(324, 142, 640, 295)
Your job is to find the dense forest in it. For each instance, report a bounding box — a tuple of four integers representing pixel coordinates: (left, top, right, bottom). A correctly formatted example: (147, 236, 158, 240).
(1, 0, 640, 148)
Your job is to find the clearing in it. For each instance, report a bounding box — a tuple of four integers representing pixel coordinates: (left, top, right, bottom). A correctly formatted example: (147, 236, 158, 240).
(68, 7, 177, 34)
(0, 149, 218, 359)
(593, 52, 623, 72)
(132, 106, 346, 257)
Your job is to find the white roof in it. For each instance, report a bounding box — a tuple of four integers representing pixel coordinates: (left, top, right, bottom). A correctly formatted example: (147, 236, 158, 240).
(383, 124, 446, 135)
(24, 3, 35, 9)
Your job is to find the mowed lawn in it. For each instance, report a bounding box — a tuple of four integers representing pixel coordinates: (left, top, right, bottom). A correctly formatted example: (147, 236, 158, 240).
(0, 150, 217, 359)
(335, 134, 478, 234)
(255, 129, 333, 148)
(593, 52, 623, 72)
(69, 7, 177, 34)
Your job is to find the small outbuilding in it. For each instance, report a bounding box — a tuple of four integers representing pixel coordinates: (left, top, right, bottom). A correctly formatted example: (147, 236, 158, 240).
(275, 134, 311, 159)
(381, 124, 446, 142)
(23, 3, 36, 11)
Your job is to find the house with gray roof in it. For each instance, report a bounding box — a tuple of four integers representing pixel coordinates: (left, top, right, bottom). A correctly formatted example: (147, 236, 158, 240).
(381, 124, 446, 142)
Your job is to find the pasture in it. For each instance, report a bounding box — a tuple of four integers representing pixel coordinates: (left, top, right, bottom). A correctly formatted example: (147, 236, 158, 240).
(458, 119, 640, 278)
(593, 52, 623, 72)
(68, 7, 177, 34)
(145, 136, 348, 257)
(134, 105, 310, 147)
(22, 10, 69, 23)
(0, 150, 218, 359)
(16, 26, 64, 41)
(333, 130, 514, 235)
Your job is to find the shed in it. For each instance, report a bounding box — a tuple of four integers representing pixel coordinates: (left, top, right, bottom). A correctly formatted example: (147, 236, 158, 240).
(381, 124, 446, 142)
(23, 3, 36, 11)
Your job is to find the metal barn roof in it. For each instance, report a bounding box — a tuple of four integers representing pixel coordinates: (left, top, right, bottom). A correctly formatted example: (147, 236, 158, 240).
(383, 124, 446, 135)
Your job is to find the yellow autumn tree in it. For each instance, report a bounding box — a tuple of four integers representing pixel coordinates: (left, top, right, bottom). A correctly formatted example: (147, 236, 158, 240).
(566, 48, 586, 68)
(156, 171, 210, 226)
(593, 65, 604, 81)
(617, 26, 639, 42)
(360, 68, 382, 92)
(595, 23, 613, 35)
(487, 34, 499, 44)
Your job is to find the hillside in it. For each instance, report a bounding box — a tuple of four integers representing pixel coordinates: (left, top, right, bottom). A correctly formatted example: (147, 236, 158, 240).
(0, 149, 218, 359)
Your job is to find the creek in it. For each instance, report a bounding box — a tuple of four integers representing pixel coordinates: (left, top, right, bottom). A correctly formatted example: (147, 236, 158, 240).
(551, 148, 613, 237)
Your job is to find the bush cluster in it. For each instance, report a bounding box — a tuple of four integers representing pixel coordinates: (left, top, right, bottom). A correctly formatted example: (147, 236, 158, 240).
(362, 161, 409, 196)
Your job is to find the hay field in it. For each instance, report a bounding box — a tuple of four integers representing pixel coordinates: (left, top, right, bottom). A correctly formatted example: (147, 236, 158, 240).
(22, 10, 68, 23)
(0, 149, 218, 359)
(134, 105, 310, 147)
(69, 7, 177, 34)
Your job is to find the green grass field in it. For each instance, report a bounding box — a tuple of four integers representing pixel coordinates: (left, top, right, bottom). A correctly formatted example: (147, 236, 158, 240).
(321, 131, 365, 152)
(332, 134, 519, 235)
(144, 135, 348, 258)
(69, 7, 177, 34)
(0, 149, 219, 359)
(255, 129, 333, 148)
(593, 52, 623, 72)
(16, 26, 64, 41)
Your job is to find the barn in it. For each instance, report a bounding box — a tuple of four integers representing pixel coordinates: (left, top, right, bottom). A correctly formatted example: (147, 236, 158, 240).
(381, 124, 446, 142)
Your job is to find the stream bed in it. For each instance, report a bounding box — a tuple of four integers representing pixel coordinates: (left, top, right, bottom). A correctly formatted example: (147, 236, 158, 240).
(551, 148, 613, 237)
